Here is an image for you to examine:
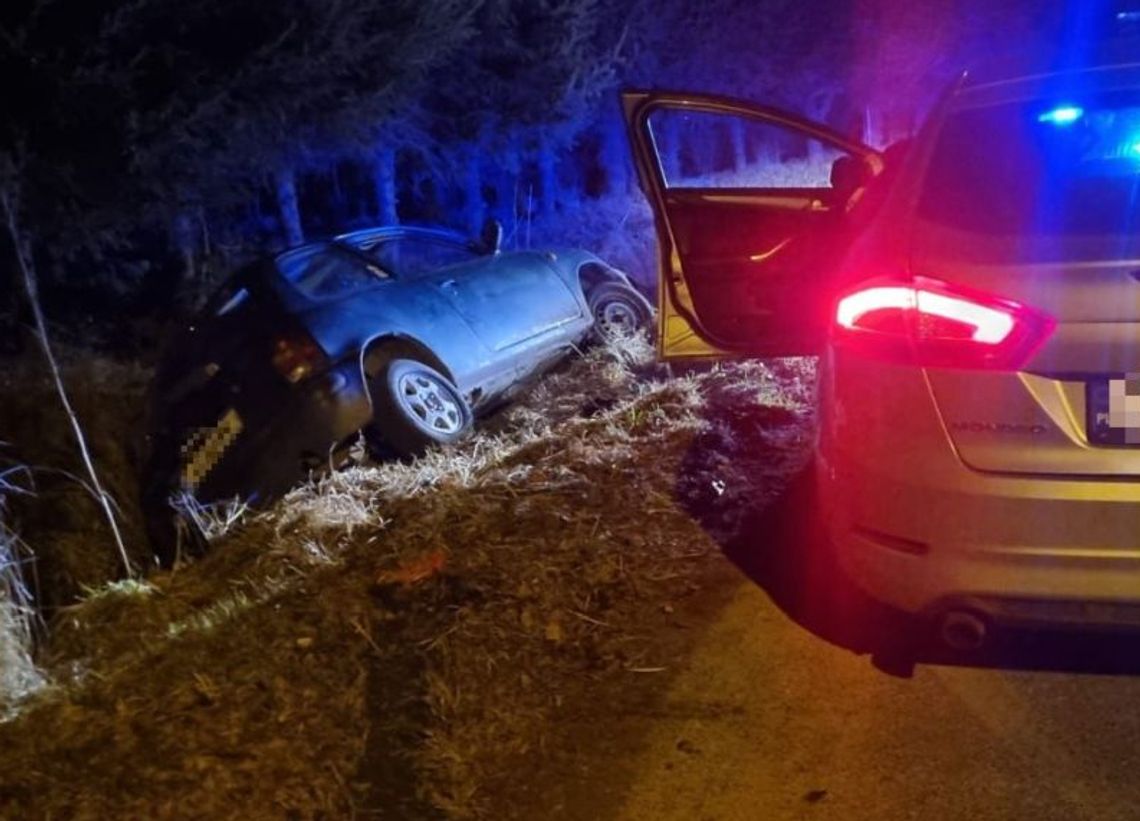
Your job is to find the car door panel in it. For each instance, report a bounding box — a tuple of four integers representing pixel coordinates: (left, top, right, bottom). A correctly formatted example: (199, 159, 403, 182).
(432, 253, 582, 352)
(663, 189, 848, 349)
(306, 281, 487, 387)
(622, 90, 882, 360)
(339, 233, 560, 396)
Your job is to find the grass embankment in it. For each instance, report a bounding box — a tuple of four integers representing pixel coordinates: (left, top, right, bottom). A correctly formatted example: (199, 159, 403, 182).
(0, 338, 814, 818)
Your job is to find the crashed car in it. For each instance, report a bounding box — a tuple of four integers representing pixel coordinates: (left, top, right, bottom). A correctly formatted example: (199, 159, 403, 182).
(142, 223, 652, 563)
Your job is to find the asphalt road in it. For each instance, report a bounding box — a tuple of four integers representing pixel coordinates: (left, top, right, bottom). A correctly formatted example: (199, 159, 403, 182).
(598, 474, 1140, 821)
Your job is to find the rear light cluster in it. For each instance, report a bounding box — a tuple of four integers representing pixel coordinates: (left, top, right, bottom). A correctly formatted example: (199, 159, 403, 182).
(272, 331, 328, 383)
(833, 278, 1055, 370)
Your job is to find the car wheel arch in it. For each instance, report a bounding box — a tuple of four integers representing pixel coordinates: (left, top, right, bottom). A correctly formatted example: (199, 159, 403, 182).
(362, 355, 474, 459)
(359, 334, 454, 385)
(577, 261, 628, 297)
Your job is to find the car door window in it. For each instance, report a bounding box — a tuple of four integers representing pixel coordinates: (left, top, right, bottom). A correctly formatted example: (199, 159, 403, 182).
(650, 108, 853, 191)
(276, 245, 386, 300)
(625, 92, 881, 358)
(366, 237, 479, 280)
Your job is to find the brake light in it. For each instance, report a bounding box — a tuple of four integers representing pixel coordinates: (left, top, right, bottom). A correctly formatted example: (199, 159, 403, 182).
(833, 278, 1055, 370)
(272, 331, 327, 383)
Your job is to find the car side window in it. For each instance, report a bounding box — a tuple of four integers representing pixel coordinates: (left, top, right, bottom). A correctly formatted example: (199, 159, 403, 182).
(648, 108, 856, 190)
(366, 237, 479, 280)
(277, 245, 386, 300)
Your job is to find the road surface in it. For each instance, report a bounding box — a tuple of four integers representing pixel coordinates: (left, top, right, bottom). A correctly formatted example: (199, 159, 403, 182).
(533, 475, 1140, 821)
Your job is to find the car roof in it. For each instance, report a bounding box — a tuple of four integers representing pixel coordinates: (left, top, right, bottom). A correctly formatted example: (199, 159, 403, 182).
(333, 225, 469, 251)
(962, 36, 1140, 92)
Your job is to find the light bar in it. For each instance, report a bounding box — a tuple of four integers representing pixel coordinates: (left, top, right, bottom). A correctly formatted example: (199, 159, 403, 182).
(1037, 105, 1084, 126)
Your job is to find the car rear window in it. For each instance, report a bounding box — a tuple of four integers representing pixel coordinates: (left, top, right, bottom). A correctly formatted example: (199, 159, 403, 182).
(916, 91, 1140, 261)
(276, 245, 385, 300)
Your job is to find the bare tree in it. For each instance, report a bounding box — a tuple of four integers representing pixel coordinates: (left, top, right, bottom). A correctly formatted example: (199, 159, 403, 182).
(0, 157, 133, 576)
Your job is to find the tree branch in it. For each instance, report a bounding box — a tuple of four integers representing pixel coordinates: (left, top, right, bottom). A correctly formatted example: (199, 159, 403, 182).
(0, 182, 134, 578)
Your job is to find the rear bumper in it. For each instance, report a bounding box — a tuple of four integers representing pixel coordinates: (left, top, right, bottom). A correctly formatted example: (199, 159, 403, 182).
(821, 347, 1140, 629)
(144, 359, 372, 510)
(829, 463, 1140, 627)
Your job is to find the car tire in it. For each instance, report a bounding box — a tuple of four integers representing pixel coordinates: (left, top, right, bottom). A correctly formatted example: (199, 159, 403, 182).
(366, 356, 473, 457)
(587, 282, 653, 342)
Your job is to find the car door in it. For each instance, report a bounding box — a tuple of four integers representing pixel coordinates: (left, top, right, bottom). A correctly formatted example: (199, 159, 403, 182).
(364, 233, 580, 353)
(622, 90, 883, 359)
(435, 253, 582, 353)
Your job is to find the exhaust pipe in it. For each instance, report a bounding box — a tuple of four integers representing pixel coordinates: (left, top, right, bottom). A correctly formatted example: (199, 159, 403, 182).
(939, 610, 987, 652)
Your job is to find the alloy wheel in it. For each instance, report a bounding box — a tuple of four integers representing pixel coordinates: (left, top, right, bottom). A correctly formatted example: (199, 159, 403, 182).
(396, 371, 463, 433)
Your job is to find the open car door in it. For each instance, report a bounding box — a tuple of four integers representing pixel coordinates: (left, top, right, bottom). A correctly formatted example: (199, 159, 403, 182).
(622, 91, 883, 359)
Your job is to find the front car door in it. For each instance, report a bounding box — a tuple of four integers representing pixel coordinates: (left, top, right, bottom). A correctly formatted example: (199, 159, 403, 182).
(622, 91, 883, 359)
(434, 254, 582, 353)
(360, 231, 581, 353)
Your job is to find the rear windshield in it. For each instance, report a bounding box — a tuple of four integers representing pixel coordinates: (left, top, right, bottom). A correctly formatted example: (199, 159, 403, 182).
(275, 245, 385, 300)
(916, 92, 1140, 262)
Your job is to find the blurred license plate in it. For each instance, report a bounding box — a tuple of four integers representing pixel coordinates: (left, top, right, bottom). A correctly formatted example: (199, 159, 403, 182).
(180, 408, 244, 489)
(1087, 376, 1140, 446)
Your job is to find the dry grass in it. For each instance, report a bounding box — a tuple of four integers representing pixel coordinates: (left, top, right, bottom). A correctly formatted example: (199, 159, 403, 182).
(0, 336, 816, 819)
(170, 493, 252, 543)
(0, 459, 45, 711)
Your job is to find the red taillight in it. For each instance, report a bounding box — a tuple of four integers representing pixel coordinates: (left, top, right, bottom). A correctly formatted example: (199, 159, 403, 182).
(272, 331, 327, 383)
(833, 278, 1055, 370)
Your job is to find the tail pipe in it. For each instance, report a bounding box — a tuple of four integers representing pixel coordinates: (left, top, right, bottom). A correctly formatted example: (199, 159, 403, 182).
(939, 610, 988, 652)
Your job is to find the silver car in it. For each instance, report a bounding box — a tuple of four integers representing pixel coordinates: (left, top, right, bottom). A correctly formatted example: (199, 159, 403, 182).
(142, 224, 651, 564)
(624, 38, 1140, 648)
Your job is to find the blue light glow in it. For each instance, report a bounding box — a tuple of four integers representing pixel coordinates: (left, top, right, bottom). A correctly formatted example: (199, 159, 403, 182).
(1038, 106, 1084, 126)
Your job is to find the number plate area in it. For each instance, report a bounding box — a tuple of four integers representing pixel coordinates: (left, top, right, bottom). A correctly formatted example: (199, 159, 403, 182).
(180, 408, 245, 490)
(1087, 376, 1140, 446)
